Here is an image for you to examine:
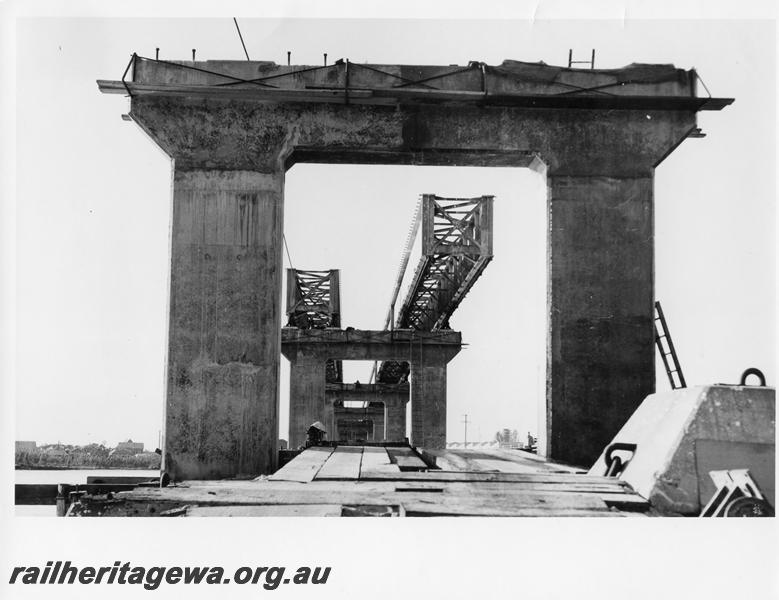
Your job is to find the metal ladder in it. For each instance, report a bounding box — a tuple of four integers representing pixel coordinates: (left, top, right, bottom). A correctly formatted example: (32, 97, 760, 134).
(654, 301, 686, 389)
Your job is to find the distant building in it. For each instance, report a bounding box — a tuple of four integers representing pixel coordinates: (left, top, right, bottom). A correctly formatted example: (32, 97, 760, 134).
(15, 441, 37, 453)
(111, 439, 144, 455)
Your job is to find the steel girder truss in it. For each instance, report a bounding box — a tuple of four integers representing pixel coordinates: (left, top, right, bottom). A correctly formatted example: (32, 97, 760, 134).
(377, 195, 493, 383)
(286, 269, 343, 383)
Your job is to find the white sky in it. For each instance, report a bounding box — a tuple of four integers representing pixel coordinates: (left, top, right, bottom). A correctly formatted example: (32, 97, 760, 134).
(10, 18, 775, 450)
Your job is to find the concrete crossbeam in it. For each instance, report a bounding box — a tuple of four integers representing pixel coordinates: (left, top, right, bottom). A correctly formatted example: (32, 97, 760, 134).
(281, 328, 462, 362)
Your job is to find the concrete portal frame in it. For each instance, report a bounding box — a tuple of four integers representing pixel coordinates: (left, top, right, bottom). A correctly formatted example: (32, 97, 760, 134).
(282, 329, 460, 450)
(99, 56, 732, 478)
(332, 401, 386, 442)
(327, 382, 410, 443)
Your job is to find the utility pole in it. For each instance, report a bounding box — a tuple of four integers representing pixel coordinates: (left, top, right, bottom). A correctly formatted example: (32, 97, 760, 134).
(462, 414, 469, 448)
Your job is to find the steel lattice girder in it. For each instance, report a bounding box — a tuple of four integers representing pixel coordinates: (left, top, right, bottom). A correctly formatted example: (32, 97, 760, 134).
(378, 195, 493, 383)
(286, 269, 343, 383)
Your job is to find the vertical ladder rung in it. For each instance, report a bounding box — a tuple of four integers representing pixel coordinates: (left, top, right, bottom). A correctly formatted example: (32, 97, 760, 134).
(655, 300, 686, 390)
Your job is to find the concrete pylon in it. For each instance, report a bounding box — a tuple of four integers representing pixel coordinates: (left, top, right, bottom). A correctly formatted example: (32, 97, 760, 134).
(383, 395, 409, 441)
(410, 363, 448, 449)
(287, 357, 328, 449)
(164, 170, 283, 480)
(544, 174, 654, 466)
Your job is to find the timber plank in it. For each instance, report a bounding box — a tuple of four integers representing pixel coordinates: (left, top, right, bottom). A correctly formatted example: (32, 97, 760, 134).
(387, 447, 427, 471)
(403, 505, 624, 517)
(358, 470, 629, 485)
(427, 452, 464, 471)
(186, 504, 343, 517)
(478, 449, 584, 473)
(359, 446, 400, 477)
(108, 479, 648, 517)
(471, 459, 542, 474)
(597, 492, 651, 512)
(398, 488, 614, 516)
(315, 446, 364, 480)
(427, 449, 585, 474)
(268, 446, 334, 483)
(117, 482, 623, 506)
(185, 478, 633, 496)
(426, 450, 470, 471)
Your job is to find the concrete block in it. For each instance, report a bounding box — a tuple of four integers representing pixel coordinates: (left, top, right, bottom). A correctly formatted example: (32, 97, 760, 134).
(588, 385, 775, 515)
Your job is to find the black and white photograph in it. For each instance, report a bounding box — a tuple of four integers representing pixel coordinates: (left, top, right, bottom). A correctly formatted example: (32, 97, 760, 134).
(2, 2, 776, 598)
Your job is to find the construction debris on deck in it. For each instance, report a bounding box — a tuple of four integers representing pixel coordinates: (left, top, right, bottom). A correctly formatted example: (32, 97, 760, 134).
(63, 446, 650, 517)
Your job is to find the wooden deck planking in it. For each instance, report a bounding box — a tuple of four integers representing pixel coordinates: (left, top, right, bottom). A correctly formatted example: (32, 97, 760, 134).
(186, 504, 343, 517)
(427, 452, 464, 471)
(79, 445, 650, 517)
(358, 470, 628, 485)
(268, 446, 334, 483)
(315, 446, 364, 480)
(426, 449, 585, 474)
(113, 475, 647, 516)
(387, 447, 428, 470)
(359, 446, 400, 477)
(477, 449, 585, 473)
(402, 493, 619, 517)
(471, 459, 544, 474)
(115, 484, 630, 517)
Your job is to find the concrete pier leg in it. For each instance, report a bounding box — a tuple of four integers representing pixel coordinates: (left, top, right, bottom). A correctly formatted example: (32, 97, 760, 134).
(372, 409, 386, 441)
(410, 363, 447, 449)
(288, 358, 327, 449)
(385, 399, 408, 441)
(164, 169, 283, 480)
(545, 174, 655, 467)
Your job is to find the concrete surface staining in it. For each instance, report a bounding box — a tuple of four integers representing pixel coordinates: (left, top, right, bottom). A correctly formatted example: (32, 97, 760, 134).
(99, 57, 732, 477)
(165, 170, 282, 479)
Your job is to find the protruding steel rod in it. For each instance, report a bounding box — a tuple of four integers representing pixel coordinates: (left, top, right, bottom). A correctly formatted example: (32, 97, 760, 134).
(233, 17, 251, 61)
